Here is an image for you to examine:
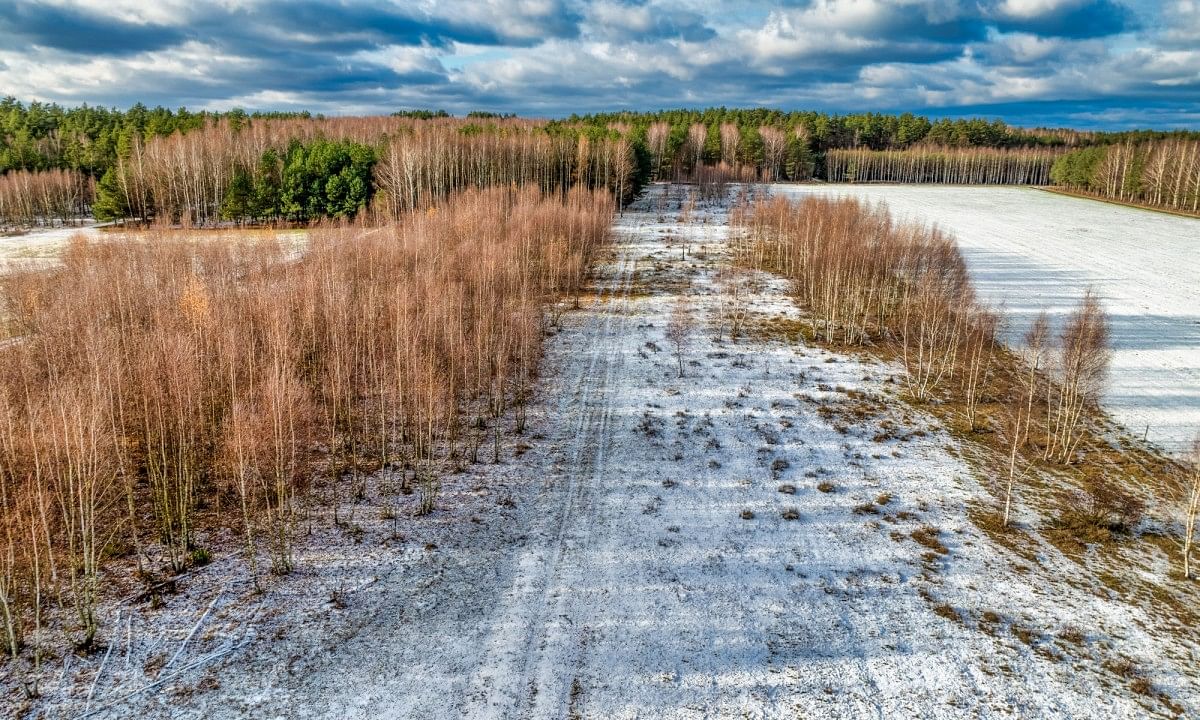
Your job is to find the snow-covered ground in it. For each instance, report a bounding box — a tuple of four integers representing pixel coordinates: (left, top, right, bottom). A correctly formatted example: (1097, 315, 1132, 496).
(0, 224, 308, 271)
(22, 185, 1193, 720)
(0, 223, 105, 266)
(772, 184, 1200, 454)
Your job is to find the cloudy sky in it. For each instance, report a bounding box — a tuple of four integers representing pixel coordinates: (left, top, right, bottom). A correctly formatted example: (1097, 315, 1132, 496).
(1, 0, 1197, 128)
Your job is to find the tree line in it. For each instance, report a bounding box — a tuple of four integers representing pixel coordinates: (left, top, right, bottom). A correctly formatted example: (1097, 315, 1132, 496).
(825, 146, 1062, 185)
(565, 108, 1200, 187)
(1051, 138, 1200, 215)
(87, 116, 634, 225)
(0, 169, 94, 230)
(0, 185, 613, 689)
(0, 97, 315, 177)
(12, 98, 1196, 182)
(5, 99, 1200, 229)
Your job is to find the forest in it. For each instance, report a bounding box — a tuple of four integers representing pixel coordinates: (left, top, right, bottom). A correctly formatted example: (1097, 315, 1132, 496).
(7, 99, 1200, 231)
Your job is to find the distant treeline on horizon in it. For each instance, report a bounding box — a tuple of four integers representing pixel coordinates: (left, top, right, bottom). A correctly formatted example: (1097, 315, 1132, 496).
(5, 98, 1199, 177)
(2, 98, 1199, 227)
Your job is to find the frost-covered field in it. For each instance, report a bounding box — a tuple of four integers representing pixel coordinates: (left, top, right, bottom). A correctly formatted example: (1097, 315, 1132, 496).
(774, 185, 1200, 454)
(26, 185, 1193, 720)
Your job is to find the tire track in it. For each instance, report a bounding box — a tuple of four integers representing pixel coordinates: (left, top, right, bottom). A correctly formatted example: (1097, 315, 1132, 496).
(462, 233, 636, 720)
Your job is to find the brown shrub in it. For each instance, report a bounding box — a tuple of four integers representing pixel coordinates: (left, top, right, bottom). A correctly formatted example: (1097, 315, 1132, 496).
(1056, 478, 1145, 542)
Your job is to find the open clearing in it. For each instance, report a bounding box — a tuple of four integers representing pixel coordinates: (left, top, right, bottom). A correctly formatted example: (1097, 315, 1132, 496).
(45, 185, 1194, 720)
(0, 223, 105, 265)
(774, 184, 1200, 454)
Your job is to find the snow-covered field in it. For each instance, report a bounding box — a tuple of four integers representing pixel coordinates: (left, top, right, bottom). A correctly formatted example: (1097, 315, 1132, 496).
(773, 184, 1200, 454)
(24, 185, 1193, 720)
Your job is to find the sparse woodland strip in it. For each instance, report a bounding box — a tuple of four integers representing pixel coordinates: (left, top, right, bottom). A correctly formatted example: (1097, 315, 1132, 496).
(0, 169, 94, 230)
(0, 184, 613, 681)
(1051, 138, 1200, 216)
(735, 194, 1192, 574)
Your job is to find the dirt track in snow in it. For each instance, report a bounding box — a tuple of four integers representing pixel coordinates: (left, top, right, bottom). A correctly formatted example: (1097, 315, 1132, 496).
(59, 185, 1196, 720)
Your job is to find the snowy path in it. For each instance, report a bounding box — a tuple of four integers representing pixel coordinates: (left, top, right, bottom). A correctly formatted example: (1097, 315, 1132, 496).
(773, 185, 1200, 454)
(82, 186, 1195, 720)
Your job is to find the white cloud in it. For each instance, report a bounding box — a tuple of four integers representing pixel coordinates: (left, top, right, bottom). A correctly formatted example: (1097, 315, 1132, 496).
(997, 0, 1084, 19)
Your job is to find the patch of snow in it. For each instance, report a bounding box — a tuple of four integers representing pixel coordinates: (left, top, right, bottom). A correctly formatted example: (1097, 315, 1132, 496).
(0, 223, 105, 266)
(0, 224, 308, 272)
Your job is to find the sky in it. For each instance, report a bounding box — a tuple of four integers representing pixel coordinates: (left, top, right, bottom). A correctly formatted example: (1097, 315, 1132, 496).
(0, 0, 1198, 129)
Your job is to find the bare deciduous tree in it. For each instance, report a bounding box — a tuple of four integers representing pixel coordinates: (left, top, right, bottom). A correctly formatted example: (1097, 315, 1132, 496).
(667, 290, 694, 378)
(714, 265, 751, 342)
(1044, 291, 1110, 464)
(719, 123, 741, 166)
(1183, 436, 1200, 579)
(759, 126, 787, 182)
(1020, 312, 1050, 446)
(646, 122, 670, 181)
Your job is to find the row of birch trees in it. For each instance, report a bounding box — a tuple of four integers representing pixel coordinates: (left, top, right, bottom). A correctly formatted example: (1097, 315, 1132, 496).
(0, 169, 94, 229)
(1051, 139, 1200, 215)
(825, 146, 1062, 185)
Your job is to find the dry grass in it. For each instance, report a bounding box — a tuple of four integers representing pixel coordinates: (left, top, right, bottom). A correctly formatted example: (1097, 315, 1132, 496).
(911, 526, 949, 555)
(932, 603, 961, 623)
